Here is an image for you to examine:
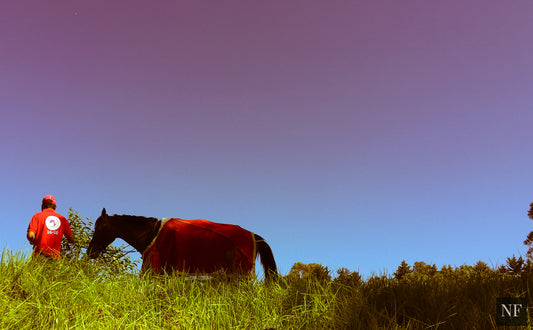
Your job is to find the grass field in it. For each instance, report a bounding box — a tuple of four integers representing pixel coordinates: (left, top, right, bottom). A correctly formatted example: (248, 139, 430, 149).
(1, 249, 532, 329)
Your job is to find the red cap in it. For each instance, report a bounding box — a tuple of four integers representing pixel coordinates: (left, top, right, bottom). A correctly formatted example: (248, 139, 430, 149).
(42, 195, 57, 205)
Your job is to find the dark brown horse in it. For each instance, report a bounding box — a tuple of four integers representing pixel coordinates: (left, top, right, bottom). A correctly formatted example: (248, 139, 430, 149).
(87, 208, 277, 280)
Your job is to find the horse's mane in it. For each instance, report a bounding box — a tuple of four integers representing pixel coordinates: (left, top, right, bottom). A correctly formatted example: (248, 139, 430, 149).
(112, 214, 159, 221)
(111, 214, 160, 229)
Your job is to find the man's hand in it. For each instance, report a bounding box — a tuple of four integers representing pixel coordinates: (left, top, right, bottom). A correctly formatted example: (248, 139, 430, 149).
(66, 232, 75, 244)
(27, 231, 35, 245)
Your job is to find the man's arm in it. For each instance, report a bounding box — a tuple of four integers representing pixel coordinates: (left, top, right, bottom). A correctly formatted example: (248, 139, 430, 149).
(65, 232, 75, 244)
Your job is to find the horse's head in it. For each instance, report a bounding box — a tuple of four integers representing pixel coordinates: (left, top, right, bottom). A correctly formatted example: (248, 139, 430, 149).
(87, 208, 117, 258)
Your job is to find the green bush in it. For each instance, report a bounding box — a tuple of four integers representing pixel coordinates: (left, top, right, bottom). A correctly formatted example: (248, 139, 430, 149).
(62, 208, 138, 276)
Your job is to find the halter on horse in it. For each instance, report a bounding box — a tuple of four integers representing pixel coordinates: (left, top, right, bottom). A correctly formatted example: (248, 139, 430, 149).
(87, 208, 277, 280)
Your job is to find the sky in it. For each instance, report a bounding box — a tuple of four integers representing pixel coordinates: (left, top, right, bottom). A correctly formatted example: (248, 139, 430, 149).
(1, 0, 533, 278)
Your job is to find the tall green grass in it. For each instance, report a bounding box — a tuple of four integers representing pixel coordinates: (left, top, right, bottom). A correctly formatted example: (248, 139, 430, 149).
(1, 249, 532, 329)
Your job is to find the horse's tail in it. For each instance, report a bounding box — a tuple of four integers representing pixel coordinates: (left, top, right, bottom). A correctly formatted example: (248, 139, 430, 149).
(254, 233, 278, 281)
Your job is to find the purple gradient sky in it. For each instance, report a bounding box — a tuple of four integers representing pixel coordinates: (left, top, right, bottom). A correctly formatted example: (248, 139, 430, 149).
(2, 1, 533, 277)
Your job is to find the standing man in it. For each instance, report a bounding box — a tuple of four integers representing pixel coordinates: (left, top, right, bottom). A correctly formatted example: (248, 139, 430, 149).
(27, 195, 75, 259)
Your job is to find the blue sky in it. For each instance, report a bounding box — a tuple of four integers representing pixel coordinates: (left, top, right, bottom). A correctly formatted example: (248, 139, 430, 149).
(2, 0, 533, 277)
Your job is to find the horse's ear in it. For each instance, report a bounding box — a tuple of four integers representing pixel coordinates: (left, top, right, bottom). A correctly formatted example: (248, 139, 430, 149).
(101, 208, 107, 216)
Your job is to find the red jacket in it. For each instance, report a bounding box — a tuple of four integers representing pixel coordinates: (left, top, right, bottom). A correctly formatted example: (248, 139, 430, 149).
(28, 208, 72, 259)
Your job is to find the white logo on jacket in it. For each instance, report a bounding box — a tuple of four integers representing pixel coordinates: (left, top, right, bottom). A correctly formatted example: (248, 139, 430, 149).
(45, 216, 61, 231)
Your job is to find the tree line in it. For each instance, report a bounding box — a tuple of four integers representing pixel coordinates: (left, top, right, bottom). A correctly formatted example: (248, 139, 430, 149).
(60, 202, 533, 279)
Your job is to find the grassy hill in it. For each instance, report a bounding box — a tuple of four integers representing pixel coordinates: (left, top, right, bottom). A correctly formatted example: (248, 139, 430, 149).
(1, 249, 531, 329)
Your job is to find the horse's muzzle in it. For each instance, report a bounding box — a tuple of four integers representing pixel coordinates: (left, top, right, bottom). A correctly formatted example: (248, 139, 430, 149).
(86, 246, 101, 259)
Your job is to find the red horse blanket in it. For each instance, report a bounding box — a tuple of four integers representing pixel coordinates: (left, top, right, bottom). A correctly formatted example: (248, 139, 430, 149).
(142, 218, 256, 275)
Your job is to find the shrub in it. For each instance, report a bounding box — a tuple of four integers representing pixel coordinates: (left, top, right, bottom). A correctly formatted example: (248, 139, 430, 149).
(62, 208, 139, 276)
